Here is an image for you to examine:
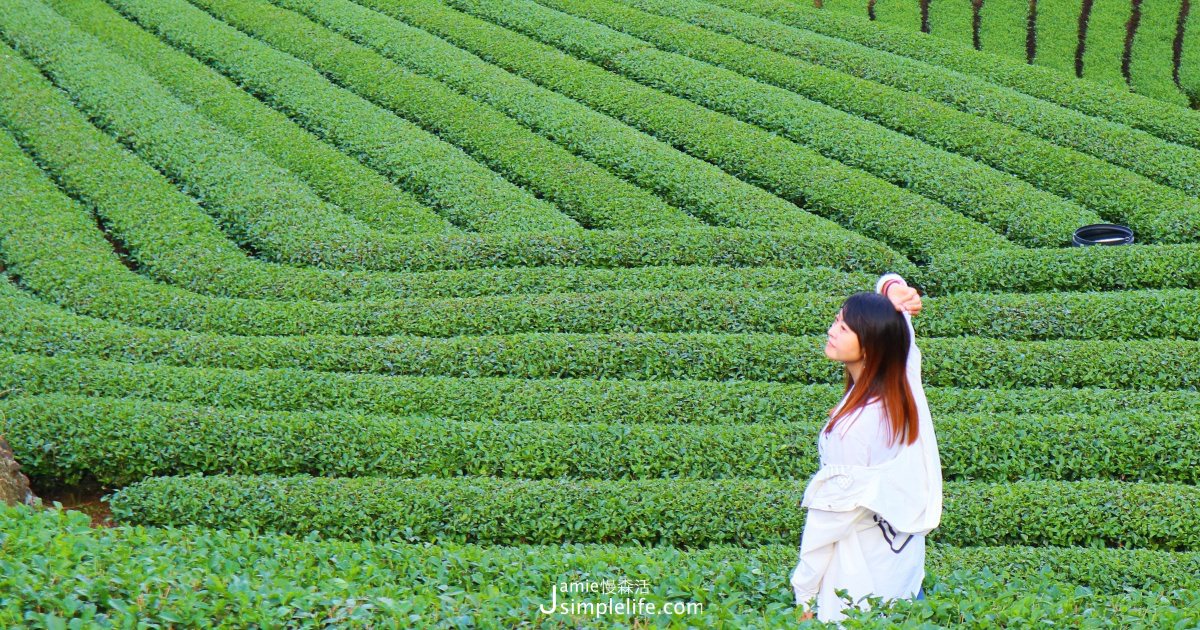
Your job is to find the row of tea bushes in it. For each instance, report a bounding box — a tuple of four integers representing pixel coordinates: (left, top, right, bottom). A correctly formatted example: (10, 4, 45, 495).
(605, 0, 1200, 196)
(3, 505, 1198, 626)
(131, 0, 1028, 262)
(5, 351, 1200, 424)
(90, 0, 705, 232)
(705, 0, 1200, 148)
(919, 244, 1200, 292)
(0, 0, 582, 239)
(3, 290, 1200, 388)
(282, 0, 1097, 248)
(106, 474, 1200, 549)
(5, 393, 1198, 486)
(7, 139, 1200, 339)
(483, 0, 1198, 243)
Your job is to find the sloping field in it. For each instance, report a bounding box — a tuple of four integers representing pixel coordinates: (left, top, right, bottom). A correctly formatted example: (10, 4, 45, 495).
(811, 0, 1200, 108)
(0, 0, 1198, 625)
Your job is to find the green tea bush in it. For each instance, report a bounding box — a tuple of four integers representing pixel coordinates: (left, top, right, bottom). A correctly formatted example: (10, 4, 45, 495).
(5, 393, 1198, 486)
(109, 474, 1200, 549)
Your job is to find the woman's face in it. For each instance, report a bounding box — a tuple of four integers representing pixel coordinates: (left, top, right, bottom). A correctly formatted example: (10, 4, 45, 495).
(825, 307, 863, 363)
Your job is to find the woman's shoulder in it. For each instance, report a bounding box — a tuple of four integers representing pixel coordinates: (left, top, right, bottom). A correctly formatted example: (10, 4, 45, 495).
(828, 398, 885, 435)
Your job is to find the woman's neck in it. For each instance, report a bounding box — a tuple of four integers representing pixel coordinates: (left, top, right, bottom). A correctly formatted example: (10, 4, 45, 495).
(846, 359, 865, 385)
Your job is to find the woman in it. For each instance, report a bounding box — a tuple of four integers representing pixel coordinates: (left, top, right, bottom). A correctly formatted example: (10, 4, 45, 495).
(791, 273, 943, 625)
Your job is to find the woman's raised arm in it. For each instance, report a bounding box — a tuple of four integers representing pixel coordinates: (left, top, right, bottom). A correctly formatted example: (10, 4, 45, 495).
(875, 273, 921, 382)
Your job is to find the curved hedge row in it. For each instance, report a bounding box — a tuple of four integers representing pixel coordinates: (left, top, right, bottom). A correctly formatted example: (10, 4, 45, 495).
(272, 0, 1017, 262)
(5, 351, 1200, 426)
(4, 506, 1199, 626)
(0, 17, 898, 299)
(7, 393, 1198, 486)
(223, 0, 938, 237)
(2, 290, 1199, 388)
(921, 245, 1200, 293)
(40, 0, 452, 235)
(5, 53, 1198, 303)
(1079, 0, 1131, 87)
(6, 131, 1200, 340)
(107, 474, 1200, 549)
(314, 0, 1098, 248)
(446, 0, 1200, 244)
(1127, 0, 1190, 105)
(0, 10, 900, 273)
(99, 0, 703, 232)
(1185, 7, 1200, 104)
(613, 0, 1200, 198)
(705, 0, 1200, 149)
(0, 0, 581, 246)
(24, 70, 1181, 300)
(8, 150, 1200, 338)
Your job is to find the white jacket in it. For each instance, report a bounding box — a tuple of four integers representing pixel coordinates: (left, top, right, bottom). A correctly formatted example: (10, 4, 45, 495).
(790, 273, 943, 623)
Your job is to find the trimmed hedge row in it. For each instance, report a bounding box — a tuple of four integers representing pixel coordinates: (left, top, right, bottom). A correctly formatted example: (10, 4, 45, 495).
(926, 0, 976, 49)
(622, 0, 1200, 197)
(0, 31, 899, 301)
(8, 146, 1200, 338)
(1079, 0, 1132, 87)
(107, 474, 1200, 550)
(6, 132, 1200, 340)
(324, 0, 1097, 248)
(976, 0, 1028, 60)
(704, 0, 1200, 149)
(320, 0, 1016, 262)
(44, 0, 454, 234)
(919, 244, 1200, 293)
(1030, 0, 1080, 74)
(0, 129, 885, 337)
(1128, 0, 1191, 106)
(111, 0, 702, 232)
(4, 506, 1199, 627)
(0, 6, 906, 275)
(504, 0, 1200, 243)
(508, 0, 1191, 243)
(5, 351, 1200, 425)
(1185, 7, 1200, 104)
(238, 0, 893, 237)
(0, 0, 581, 248)
(2, 290, 1199, 388)
(7, 393, 1199, 486)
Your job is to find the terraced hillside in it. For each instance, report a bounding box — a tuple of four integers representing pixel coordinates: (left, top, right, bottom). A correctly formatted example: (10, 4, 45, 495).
(1, 0, 1199, 625)
(812, 0, 1200, 108)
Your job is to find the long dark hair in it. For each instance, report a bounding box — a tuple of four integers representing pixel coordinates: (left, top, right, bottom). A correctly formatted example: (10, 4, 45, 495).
(824, 292, 919, 447)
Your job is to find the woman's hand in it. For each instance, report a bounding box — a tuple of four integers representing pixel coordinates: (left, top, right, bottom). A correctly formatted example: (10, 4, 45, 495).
(885, 284, 922, 315)
(799, 611, 814, 622)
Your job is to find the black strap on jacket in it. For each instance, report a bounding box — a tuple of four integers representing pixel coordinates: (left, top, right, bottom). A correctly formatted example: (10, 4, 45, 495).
(872, 514, 915, 554)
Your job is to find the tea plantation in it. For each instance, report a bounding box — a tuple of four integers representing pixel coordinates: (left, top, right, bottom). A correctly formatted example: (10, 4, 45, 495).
(812, 0, 1200, 108)
(1, 0, 1199, 626)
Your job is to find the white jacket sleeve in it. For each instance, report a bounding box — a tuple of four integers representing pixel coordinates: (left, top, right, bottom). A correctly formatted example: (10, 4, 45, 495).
(876, 273, 921, 385)
(874, 273, 906, 296)
(790, 506, 867, 612)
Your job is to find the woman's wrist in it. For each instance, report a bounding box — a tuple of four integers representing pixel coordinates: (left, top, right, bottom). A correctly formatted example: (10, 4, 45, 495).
(881, 278, 904, 299)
